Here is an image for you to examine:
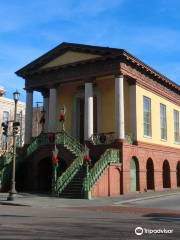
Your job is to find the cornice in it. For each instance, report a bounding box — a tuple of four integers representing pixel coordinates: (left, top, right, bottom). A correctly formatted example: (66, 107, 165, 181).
(122, 51, 180, 93)
(121, 63, 180, 106)
(123, 140, 180, 154)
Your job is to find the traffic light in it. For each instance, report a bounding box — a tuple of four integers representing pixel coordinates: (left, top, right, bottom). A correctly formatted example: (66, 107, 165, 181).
(1, 122, 8, 136)
(13, 121, 20, 134)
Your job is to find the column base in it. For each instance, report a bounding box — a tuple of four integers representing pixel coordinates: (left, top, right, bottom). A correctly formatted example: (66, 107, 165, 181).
(7, 191, 16, 201)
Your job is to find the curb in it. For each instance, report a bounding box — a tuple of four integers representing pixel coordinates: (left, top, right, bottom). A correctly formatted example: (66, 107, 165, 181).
(114, 192, 180, 205)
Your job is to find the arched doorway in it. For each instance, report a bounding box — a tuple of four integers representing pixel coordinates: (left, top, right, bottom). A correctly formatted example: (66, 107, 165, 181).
(163, 160, 171, 188)
(177, 161, 180, 187)
(130, 157, 139, 192)
(37, 158, 52, 192)
(146, 158, 154, 190)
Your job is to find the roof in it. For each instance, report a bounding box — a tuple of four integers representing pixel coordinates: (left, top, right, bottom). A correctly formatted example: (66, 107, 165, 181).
(15, 42, 180, 92)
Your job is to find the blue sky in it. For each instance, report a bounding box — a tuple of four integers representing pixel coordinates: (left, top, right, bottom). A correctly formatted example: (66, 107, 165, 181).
(0, 0, 180, 103)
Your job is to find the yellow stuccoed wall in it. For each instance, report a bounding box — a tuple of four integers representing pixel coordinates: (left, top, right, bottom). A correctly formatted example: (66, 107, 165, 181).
(96, 78, 115, 133)
(56, 77, 131, 136)
(42, 51, 101, 69)
(94, 77, 130, 134)
(136, 85, 180, 148)
(124, 79, 130, 134)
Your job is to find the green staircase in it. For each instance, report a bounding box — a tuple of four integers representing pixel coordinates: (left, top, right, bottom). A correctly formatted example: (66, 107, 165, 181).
(56, 153, 84, 197)
(83, 149, 120, 199)
(58, 165, 86, 198)
(27, 131, 84, 158)
(55, 148, 120, 199)
(0, 131, 120, 199)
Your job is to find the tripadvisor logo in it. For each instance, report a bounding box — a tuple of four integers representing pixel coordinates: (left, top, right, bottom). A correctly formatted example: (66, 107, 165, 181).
(135, 227, 143, 236)
(135, 226, 173, 235)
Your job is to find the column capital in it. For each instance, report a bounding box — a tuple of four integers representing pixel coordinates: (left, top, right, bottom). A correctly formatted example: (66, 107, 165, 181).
(49, 83, 59, 89)
(24, 88, 34, 93)
(114, 72, 124, 79)
(84, 77, 95, 83)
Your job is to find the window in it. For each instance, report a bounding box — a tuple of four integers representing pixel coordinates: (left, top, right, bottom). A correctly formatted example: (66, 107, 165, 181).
(174, 110, 180, 143)
(160, 104, 167, 140)
(143, 96, 151, 137)
(2, 111, 9, 122)
(1, 111, 9, 149)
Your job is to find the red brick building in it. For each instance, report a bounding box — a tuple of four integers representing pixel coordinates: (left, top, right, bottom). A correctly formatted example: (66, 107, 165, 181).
(14, 42, 180, 198)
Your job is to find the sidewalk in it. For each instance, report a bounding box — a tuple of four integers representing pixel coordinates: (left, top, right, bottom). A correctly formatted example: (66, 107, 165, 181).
(0, 189, 179, 208)
(0, 189, 180, 208)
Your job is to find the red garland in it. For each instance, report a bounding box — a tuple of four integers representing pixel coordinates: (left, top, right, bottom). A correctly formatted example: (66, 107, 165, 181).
(51, 153, 58, 166)
(83, 154, 90, 162)
(59, 113, 65, 122)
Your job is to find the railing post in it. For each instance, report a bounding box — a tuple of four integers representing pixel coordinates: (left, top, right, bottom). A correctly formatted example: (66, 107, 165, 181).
(84, 162, 92, 199)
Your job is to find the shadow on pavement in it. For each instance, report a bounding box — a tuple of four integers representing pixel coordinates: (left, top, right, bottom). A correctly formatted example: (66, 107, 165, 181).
(144, 213, 180, 222)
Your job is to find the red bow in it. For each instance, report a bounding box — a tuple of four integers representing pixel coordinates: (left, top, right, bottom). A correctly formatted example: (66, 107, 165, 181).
(83, 154, 90, 162)
(59, 113, 65, 122)
(52, 153, 58, 166)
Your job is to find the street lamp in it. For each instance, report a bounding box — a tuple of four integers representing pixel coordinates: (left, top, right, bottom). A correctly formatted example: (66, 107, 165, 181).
(7, 90, 20, 201)
(59, 105, 66, 131)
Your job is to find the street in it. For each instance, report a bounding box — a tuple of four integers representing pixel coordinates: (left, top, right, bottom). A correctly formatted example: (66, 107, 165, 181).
(0, 192, 180, 239)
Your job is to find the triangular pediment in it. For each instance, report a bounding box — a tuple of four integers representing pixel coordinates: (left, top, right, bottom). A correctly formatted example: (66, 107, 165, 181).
(41, 50, 101, 69)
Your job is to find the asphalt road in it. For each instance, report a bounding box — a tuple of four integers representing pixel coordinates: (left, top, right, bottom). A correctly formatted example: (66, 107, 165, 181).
(0, 194, 180, 240)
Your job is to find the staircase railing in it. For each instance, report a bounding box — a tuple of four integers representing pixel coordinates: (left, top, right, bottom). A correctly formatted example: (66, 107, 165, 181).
(56, 131, 84, 156)
(90, 132, 115, 145)
(83, 149, 120, 198)
(56, 153, 84, 196)
(26, 133, 52, 156)
(27, 131, 84, 157)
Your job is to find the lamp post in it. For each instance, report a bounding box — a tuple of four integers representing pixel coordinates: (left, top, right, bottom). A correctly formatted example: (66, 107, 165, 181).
(59, 105, 66, 131)
(7, 90, 20, 201)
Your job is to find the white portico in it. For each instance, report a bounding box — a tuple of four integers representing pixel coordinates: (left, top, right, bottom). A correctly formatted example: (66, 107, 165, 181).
(24, 74, 125, 144)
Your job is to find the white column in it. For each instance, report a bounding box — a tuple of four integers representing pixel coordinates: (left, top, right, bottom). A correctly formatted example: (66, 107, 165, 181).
(84, 82, 93, 141)
(129, 84, 137, 140)
(48, 88, 57, 133)
(25, 90, 33, 144)
(115, 75, 125, 139)
(43, 95, 49, 132)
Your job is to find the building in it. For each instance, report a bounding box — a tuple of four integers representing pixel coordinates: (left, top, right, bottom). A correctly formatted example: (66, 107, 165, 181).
(15, 42, 180, 198)
(0, 87, 25, 155)
(32, 105, 44, 137)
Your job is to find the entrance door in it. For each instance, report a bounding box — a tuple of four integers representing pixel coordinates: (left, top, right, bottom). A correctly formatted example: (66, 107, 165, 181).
(130, 158, 137, 192)
(146, 159, 154, 190)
